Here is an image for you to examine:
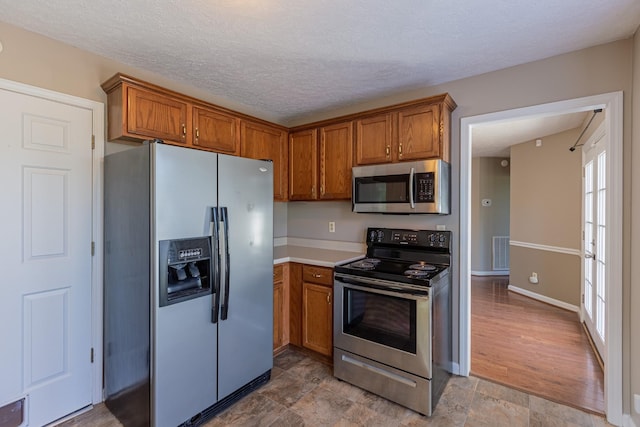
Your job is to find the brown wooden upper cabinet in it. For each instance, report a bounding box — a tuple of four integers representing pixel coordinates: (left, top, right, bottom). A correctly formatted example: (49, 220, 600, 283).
(320, 122, 353, 199)
(289, 129, 318, 200)
(192, 106, 240, 155)
(102, 74, 240, 155)
(124, 85, 191, 145)
(240, 120, 288, 201)
(289, 121, 353, 201)
(355, 95, 455, 165)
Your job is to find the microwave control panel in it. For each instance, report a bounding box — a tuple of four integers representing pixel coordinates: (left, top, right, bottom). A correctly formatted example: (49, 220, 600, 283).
(415, 172, 435, 202)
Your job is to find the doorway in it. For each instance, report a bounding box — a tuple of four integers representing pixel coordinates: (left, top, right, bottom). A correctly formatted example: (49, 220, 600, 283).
(459, 92, 623, 425)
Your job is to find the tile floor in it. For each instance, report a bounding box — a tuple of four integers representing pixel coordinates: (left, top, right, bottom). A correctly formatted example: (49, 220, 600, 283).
(61, 347, 614, 427)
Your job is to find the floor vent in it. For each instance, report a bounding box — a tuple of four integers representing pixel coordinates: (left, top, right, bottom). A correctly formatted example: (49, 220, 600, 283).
(492, 236, 510, 271)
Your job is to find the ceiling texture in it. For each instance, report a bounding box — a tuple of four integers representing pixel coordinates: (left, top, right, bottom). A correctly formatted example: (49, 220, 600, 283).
(1, 0, 639, 154)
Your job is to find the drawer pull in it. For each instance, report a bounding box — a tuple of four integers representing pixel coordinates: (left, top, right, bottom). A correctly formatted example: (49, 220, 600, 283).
(313, 274, 322, 278)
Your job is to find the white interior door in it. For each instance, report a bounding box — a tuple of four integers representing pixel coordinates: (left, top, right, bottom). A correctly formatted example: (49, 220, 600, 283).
(0, 88, 94, 426)
(581, 129, 606, 359)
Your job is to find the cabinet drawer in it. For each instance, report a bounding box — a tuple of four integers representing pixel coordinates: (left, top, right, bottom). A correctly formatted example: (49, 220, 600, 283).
(273, 264, 284, 283)
(302, 265, 333, 286)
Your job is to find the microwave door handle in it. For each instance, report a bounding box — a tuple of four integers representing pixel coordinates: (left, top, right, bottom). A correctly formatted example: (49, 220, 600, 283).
(409, 167, 415, 209)
(210, 207, 221, 324)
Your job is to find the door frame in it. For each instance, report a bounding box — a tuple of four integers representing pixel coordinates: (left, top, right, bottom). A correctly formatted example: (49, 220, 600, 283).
(0, 78, 105, 405)
(459, 91, 623, 424)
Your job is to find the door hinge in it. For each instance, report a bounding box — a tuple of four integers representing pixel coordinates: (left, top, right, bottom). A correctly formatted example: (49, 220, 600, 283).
(91, 135, 95, 150)
(91, 241, 95, 256)
(582, 293, 585, 304)
(91, 348, 94, 363)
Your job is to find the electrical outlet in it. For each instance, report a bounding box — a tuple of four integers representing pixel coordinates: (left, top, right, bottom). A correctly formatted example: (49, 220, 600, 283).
(329, 221, 335, 233)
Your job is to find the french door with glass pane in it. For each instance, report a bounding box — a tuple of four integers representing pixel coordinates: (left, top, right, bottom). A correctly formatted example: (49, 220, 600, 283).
(582, 134, 606, 359)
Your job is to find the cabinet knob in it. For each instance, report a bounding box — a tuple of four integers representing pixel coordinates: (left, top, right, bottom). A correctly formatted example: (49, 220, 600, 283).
(195, 128, 200, 139)
(327, 294, 331, 304)
(385, 145, 390, 156)
(398, 144, 403, 154)
(311, 186, 315, 195)
(313, 273, 322, 278)
(320, 186, 324, 195)
(182, 124, 187, 138)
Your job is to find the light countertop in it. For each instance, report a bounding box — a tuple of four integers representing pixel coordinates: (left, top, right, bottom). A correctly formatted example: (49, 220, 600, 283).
(273, 239, 364, 267)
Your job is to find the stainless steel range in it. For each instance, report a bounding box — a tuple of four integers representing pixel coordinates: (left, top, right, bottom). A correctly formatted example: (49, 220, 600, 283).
(333, 227, 452, 416)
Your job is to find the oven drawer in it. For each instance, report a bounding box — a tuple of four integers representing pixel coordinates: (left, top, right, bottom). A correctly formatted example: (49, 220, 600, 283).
(334, 348, 432, 416)
(303, 265, 332, 286)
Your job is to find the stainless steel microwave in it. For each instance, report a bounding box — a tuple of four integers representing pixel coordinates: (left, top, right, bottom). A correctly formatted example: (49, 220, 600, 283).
(352, 159, 450, 214)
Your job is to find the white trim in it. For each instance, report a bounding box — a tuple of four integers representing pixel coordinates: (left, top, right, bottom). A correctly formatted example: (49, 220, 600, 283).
(507, 285, 579, 313)
(459, 91, 623, 426)
(471, 270, 510, 276)
(509, 240, 581, 257)
(280, 237, 365, 253)
(0, 78, 105, 405)
(623, 414, 638, 427)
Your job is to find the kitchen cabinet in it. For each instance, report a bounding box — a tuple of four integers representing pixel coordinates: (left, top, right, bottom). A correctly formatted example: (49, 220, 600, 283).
(103, 74, 242, 155)
(289, 121, 353, 201)
(355, 113, 394, 165)
(115, 84, 191, 145)
(240, 120, 288, 201)
(319, 122, 354, 199)
(273, 264, 288, 354)
(301, 265, 333, 357)
(289, 129, 318, 200)
(192, 106, 240, 155)
(354, 95, 455, 165)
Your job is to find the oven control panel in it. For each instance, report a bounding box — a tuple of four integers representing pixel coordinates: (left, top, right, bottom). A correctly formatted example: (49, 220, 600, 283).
(367, 227, 451, 249)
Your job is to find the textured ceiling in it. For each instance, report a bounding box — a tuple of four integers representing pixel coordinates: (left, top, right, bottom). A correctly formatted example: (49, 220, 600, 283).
(472, 111, 590, 158)
(1, 0, 639, 128)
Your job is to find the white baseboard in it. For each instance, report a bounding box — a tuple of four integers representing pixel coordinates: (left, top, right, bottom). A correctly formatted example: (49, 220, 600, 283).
(507, 285, 579, 313)
(623, 413, 638, 427)
(450, 362, 461, 376)
(471, 270, 509, 276)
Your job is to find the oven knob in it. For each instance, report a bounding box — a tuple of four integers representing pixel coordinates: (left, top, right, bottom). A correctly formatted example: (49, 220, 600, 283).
(439, 235, 446, 242)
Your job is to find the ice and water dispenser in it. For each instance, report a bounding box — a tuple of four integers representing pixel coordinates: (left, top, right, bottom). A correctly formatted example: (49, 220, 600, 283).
(159, 237, 213, 307)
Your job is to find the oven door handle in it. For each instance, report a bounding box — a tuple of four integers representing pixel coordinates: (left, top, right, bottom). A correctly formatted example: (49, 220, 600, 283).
(335, 274, 429, 300)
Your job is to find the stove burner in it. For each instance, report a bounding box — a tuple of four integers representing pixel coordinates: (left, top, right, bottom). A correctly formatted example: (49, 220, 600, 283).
(404, 269, 432, 278)
(349, 260, 375, 270)
(408, 263, 437, 271)
(362, 258, 381, 264)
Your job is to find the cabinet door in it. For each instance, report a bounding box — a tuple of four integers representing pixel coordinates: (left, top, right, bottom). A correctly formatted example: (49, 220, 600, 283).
(355, 113, 394, 165)
(193, 107, 240, 155)
(319, 121, 353, 200)
(302, 282, 333, 356)
(273, 281, 284, 351)
(397, 104, 441, 161)
(127, 85, 190, 144)
(289, 129, 318, 200)
(240, 120, 288, 201)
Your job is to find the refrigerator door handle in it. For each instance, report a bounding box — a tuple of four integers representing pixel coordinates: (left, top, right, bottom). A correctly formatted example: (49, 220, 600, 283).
(211, 207, 221, 323)
(220, 206, 231, 320)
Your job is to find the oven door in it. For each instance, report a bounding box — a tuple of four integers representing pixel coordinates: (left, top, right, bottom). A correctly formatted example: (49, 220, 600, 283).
(333, 274, 432, 378)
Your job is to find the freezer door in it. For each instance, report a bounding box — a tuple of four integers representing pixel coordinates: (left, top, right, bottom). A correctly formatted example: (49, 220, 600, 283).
(217, 154, 274, 399)
(153, 144, 219, 427)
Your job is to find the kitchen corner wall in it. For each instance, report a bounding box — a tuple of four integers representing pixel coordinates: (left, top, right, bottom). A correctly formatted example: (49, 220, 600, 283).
(509, 128, 582, 306)
(471, 157, 510, 274)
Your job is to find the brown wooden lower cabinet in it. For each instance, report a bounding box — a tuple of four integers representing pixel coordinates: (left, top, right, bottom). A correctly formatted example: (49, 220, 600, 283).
(302, 281, 333, 356)
(273, 264, 289, 354)
(284, 263, 334, 358)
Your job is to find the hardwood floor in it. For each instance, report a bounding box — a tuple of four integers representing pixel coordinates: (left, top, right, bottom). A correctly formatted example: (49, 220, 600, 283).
(470, 275, 605, 415)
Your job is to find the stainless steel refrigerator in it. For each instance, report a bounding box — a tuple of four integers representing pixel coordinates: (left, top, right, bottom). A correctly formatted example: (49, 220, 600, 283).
(104, 141, 273, 427)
